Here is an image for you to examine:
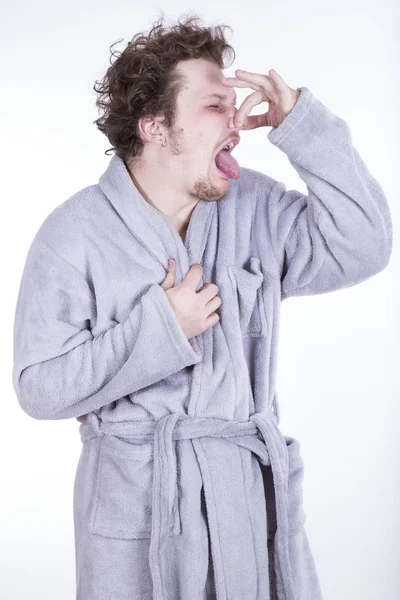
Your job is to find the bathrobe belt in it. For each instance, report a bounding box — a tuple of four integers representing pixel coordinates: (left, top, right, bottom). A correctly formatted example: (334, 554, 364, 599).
(79, 410, 296, 600)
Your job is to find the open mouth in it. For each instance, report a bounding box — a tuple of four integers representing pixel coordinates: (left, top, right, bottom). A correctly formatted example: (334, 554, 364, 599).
(214, 137, 241, 180)
(215, 137, 240, 157)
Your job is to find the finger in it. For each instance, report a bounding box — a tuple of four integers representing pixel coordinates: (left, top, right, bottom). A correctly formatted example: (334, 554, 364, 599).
(235, 69, 273, 88)
(235, 90, 266, 127)
(198, 282, 219, 303)
(237, 112, 270, 131)
(268, 68, 288, 91)
(223, 77, 265, 92)
(222, 76, 279, 104)
(161, 258, 176, 289)
(223, 69, 285, 93)
(182, 263, 203, 289)
(205, 295, 222, 315)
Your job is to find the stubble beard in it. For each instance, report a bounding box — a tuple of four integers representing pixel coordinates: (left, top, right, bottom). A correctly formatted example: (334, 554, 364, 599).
(168, 128, 228, 203)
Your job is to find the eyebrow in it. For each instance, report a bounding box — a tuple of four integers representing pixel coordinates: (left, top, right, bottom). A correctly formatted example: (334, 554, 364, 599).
(202, 93, 237, 105)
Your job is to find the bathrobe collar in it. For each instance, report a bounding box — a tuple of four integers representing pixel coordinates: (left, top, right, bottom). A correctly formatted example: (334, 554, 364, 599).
(98, 155, 216, 281)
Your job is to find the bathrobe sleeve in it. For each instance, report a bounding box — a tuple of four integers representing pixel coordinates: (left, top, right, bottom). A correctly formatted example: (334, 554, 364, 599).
(262, 86, 393, 301)
(12, 238, 201, 421)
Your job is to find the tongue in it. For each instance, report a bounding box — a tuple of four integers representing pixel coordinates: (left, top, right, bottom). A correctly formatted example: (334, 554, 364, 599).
(215, 149, 240, 179)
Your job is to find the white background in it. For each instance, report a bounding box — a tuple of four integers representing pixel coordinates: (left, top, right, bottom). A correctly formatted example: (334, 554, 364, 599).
(2, 2, 399, 599)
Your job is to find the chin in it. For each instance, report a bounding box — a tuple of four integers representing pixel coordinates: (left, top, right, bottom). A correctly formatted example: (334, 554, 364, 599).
(192, 168, 228, 202)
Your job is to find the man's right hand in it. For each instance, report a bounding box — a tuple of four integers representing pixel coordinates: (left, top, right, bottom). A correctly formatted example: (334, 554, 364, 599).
(160, 259, 221, 340)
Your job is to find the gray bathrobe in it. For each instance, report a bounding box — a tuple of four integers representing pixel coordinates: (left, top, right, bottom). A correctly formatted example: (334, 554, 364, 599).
(12, 86, 392, 600)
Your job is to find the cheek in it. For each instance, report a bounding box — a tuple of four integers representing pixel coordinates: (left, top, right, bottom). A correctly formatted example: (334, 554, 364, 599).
(192, 132, 210, 157)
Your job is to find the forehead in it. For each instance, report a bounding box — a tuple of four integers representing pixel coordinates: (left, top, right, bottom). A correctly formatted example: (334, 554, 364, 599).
(177, 59, 237, 105)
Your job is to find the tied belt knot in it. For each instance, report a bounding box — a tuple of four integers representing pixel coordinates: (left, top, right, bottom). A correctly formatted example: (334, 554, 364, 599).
(79, 410, 296, 600)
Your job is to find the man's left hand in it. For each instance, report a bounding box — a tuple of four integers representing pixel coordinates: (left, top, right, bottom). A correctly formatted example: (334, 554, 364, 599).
(222, 68, 300, 130)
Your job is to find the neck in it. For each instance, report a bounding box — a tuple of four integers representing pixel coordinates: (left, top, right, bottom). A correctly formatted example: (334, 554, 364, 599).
(124, 156, 198, 239)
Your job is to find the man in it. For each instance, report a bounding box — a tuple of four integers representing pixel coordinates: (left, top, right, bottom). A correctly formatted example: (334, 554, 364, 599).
(12, 14, 392, 600)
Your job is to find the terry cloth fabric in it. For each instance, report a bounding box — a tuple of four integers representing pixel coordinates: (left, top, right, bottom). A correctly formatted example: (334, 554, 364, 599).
(12, 85, 392, 599)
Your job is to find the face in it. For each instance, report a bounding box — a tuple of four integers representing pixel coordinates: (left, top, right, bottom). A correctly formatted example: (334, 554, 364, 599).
(161, 58, 241, 202)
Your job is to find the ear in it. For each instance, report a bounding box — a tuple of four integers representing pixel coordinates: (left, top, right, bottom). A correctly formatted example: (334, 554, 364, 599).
(137, 115, 167, 145)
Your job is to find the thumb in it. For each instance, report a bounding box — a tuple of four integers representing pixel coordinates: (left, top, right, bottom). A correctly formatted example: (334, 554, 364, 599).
(160, 258, 176, 290)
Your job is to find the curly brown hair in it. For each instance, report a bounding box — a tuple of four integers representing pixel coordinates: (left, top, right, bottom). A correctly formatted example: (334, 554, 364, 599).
(92, 13, 236, 164)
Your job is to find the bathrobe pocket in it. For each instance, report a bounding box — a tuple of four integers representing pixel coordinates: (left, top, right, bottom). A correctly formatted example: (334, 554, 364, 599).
(228, 257, 268, 337)
(89, 434, 181, 539)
